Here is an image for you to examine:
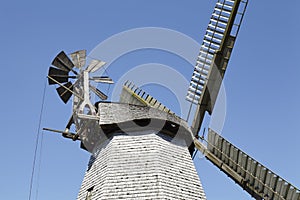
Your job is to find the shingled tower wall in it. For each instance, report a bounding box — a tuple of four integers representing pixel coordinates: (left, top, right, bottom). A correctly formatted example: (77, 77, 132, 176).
(77, 132, 206, 199)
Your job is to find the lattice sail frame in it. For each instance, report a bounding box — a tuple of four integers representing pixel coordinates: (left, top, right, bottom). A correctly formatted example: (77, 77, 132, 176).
(186, 0, 248, 135)
(187, 0, 248, 104)
(120, 81, 176, 115)
(205, 129, 300, 200)
(188, 1, 300, 199)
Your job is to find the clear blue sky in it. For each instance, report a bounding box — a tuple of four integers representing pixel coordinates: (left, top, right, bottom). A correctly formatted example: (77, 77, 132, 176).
(0, 1, 299, 199)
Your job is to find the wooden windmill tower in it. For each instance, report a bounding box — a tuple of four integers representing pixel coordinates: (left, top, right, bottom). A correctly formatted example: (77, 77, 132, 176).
(44, 0, 300, 199)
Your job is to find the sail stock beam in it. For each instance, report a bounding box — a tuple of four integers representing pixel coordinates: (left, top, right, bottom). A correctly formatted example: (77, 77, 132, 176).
(194, 129, 300, 200)
(186, 0, 249, 135)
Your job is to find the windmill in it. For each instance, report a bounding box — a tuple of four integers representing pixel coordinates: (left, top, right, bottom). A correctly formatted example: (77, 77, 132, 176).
(43, 0, 300, 199)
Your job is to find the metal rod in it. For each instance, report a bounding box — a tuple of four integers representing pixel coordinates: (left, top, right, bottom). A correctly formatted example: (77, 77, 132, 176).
(43, 127, 76, 135)
(43, 127, 80, 141)
(47, 75, 84, 101)
(49, 75, 77, 79)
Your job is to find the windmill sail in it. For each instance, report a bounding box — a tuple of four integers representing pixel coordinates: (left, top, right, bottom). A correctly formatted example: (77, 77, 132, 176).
(120, 81, 175, 115)
(52, 51, 76, 73)
(186, 0, 249, 134)
(194, 129, 300, 200)
(70, 50, 86, 69)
